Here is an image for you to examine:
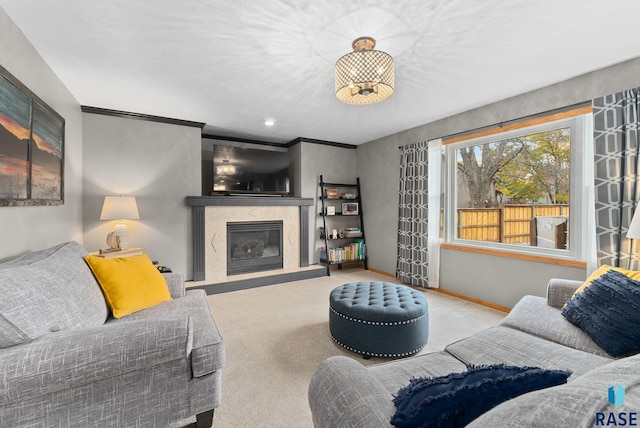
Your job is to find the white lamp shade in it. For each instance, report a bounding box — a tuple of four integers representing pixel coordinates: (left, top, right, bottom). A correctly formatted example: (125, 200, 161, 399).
(628, 207, 640, 240)
(100, 196, 140, 220)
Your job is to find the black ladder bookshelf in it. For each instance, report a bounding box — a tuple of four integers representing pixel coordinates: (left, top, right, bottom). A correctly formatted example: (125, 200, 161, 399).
(319, 175, 368, 275)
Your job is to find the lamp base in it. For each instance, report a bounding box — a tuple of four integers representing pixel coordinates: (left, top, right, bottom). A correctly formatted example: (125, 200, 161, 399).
(106, 232, 121, 249)
(113, 222, 130, 249)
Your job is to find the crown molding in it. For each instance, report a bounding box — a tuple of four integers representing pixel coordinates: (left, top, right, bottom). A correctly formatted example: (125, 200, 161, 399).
(286, 137, 357, 149)
(81, 106, 205, 129)
(202, 133, 287, 147)
(202, 134, 357, 149)
(80, 108, 358, 148)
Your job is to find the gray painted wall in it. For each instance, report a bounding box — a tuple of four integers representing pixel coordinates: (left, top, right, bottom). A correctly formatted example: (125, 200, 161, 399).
(289, 142, 302, 198)
(293, 141, 357, 263)
(358, 56, 640, 308)
(82, 113, 201, 278)
(357, 135, 401, 274)
(440, 249, 585, 308)
(0, 7, 84, 261)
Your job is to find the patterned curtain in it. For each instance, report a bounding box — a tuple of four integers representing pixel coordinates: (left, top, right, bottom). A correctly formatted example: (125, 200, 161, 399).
(593, 88, 640, 269)
(396, 141, 429, 287)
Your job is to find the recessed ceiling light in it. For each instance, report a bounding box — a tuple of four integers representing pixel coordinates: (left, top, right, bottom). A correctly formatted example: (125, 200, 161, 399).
(264, 118, 276, 127)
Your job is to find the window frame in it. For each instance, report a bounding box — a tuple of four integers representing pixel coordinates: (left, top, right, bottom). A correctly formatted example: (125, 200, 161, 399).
(442, 113, 592, 262)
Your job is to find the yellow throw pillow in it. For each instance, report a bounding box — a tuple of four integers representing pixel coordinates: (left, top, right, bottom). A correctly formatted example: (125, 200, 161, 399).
(85, 254, 172, 318)
(573, 264, 640, 297)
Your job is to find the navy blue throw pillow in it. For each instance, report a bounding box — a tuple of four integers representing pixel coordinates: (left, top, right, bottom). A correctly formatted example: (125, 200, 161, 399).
(390, 364, 571, 428)
(561, 269, 640, 357)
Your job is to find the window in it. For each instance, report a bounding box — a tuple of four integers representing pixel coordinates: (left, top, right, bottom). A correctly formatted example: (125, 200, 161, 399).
(443, 111, 592, 261)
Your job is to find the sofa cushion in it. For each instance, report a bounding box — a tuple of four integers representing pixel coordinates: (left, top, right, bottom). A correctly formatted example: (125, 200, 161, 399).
(561, 270, 640, 357)
(108, 289, 224, 377)
(390, 364, 571, 428)
(0, 293, 58, 348)
(0, 242, 108, 347)
(445, 326, 611, 379)
(501, 295, 610, 358)
(0, 242, 69, 269)
(0, 314, 192, 406)
(85, 254, 172, 318)
(467, 354, 640, 428)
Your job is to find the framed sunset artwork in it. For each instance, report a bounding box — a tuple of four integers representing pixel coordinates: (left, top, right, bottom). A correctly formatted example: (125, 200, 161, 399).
(0, 64, 64, 206)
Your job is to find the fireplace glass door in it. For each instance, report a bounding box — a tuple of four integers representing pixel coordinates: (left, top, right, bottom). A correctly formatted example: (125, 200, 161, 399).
(227, 221, 283, 275)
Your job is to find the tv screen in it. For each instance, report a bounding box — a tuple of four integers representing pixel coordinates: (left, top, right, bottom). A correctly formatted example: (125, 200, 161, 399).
(212, 145, 290, 195)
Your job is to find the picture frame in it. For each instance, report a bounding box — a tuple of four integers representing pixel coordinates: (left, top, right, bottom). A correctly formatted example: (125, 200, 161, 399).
(0, 64, 65, 206)
(342, 202, 359, 215)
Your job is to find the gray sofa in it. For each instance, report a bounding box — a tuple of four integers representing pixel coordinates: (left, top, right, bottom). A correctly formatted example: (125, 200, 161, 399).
(309, 278, 640, 427)
(0, 241, 225, 428)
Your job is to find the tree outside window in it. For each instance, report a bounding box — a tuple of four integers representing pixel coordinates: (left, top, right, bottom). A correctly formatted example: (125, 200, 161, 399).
(456, 127, 570, 208)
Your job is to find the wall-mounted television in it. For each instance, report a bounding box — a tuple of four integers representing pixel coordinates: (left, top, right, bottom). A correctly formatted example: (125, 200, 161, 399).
(212, 145, 290, 195)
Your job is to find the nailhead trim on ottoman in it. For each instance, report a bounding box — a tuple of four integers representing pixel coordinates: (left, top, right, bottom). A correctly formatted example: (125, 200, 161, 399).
(329, 282, 429, 358)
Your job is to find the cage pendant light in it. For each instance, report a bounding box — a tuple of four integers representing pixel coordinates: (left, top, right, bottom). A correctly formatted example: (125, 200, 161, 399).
(335, 37, 394, 105)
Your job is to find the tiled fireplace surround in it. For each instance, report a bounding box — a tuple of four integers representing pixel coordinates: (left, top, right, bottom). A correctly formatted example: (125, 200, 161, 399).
(186, 196, 315, 283)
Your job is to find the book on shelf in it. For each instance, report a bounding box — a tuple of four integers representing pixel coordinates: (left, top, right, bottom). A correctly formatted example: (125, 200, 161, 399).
(320, 239, 366, 263)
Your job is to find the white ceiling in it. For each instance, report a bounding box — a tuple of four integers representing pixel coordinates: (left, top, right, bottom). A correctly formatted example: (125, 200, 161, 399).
(1, 0, 640, 145)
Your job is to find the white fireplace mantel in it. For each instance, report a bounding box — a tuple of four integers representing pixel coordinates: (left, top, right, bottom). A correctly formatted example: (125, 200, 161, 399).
(186, 196, 314, 281)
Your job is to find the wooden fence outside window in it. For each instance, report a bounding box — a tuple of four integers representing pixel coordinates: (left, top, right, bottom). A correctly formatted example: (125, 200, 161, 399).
(457, 204, 569, 248)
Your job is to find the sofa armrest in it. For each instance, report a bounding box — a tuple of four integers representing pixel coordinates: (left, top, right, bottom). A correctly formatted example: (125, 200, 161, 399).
(0, 314, 192, 406)
(163, 272, 186, 298)
(308, 356, 394, 428)
(546, 278, 583, 308)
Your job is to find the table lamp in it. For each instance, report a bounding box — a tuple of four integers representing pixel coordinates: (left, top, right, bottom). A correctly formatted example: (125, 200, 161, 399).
(100, 196, 140, 249)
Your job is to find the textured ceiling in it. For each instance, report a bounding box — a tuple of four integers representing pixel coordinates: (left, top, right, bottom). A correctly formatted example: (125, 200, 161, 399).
(1, 1, 640, 145)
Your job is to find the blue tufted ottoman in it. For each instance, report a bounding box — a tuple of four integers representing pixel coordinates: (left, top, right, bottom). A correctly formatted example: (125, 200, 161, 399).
(329, 282, 429, 358)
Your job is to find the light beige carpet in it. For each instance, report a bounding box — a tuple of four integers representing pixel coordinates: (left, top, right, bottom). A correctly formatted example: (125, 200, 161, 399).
(206, 268, 506, 428)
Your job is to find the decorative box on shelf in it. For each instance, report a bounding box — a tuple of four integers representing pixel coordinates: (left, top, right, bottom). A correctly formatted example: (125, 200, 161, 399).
(344, 227, 362, 238)
(325, 188, 339, 199)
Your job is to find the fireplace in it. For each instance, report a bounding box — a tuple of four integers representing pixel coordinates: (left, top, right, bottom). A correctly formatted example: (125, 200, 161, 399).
(186, 196, 315, 282)
(227, 221, 283, 275)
